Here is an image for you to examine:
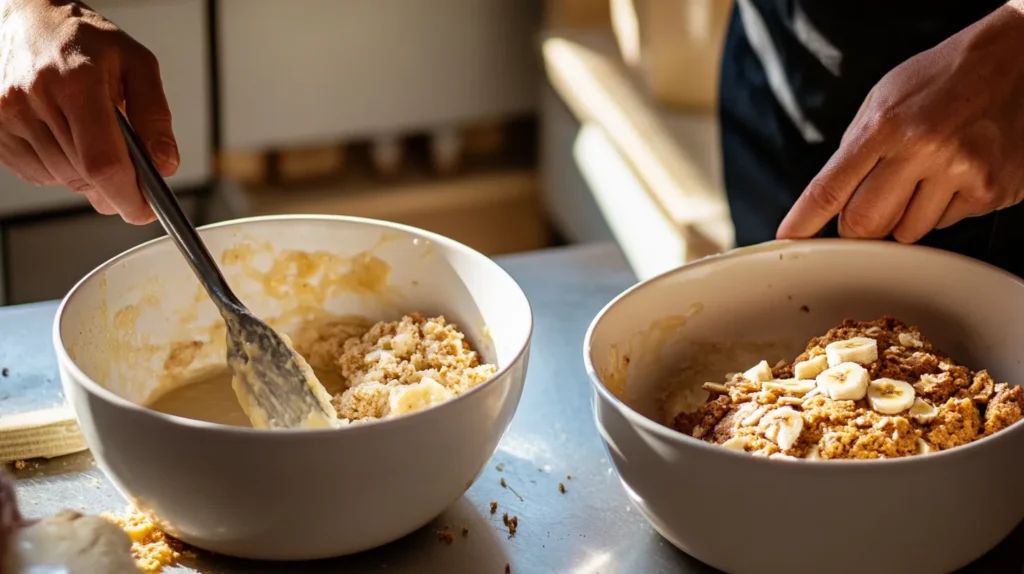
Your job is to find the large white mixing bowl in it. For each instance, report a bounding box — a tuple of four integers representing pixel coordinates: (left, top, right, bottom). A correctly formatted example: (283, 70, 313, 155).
(585, 239, 1024, 574)
(53, 215, 533, 560)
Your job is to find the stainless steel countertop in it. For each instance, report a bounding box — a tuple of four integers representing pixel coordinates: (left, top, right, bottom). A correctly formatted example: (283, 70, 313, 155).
(3, 242, 1022, 573)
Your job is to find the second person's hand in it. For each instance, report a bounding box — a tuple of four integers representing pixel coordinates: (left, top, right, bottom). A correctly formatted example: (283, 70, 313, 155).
(0, 0, 178, 224)
(776, 2, 1024, 244)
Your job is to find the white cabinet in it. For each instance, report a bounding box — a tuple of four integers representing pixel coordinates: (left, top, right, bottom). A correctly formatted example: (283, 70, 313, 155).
(217, 0, 542, 150)
(3, 195, 200, 305)
(0, 0, 212, 218)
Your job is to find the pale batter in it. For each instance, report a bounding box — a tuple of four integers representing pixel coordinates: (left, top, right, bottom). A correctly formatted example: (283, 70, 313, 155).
(147, 367, 344, 428)
(147, 314, 495, 427)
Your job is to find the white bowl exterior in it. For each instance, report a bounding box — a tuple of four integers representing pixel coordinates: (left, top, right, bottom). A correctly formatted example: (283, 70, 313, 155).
(55, 216, 532, 560)
(586, 240, 1024, 574)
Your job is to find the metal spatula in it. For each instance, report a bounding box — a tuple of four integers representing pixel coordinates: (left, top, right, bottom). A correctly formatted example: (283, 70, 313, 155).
(114, 108, 335, 430)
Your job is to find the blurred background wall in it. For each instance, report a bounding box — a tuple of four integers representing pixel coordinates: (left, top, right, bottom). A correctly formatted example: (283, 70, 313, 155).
(0, 0, 734, 305)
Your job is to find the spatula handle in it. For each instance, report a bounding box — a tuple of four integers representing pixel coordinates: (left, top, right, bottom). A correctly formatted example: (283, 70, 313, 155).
(115, 107, 242, 312)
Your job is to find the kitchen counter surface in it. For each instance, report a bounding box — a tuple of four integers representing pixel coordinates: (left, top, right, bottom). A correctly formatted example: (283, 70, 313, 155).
(3, 242, 1022, 573)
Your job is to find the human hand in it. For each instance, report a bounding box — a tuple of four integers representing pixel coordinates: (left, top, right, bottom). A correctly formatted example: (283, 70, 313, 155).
(0, 0, 178, 224)
(777, 2, 1024, 244)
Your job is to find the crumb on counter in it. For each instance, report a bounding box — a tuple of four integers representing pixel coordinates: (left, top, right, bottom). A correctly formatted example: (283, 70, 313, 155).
(490, 501, 498, 514)
(101, 508, 193, 573)
(666, 316, 1024, 460)
(558, 482, 566, 493)
(437, 529, 454, 544)
(1, 367, 8, 377)
(566, 474, 571, 480)
(496, 463, 505, 471)
(13, 460, 25, 470)
(500, 477, 506, 488)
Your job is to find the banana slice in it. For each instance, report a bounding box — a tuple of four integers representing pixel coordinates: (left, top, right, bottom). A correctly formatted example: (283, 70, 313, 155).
(825, 337, 878, 367)
(762, 378, 817, 396)
(908, 397, 938, 423)
(721, 435, 750, 451)
(760, 406, 804, 451)
(916, 438, 933, 455)
(806, 444, 821, 460)
(867, 378, 916, 414)
(794, 355, 828, 379)
(815, 362, 870, 401)
(742, 360, 774, 383)
(388, 377, 454, 416)
(740, 404, 769, 427)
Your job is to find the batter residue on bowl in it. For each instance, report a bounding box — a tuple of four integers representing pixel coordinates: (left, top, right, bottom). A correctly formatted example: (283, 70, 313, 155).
(669, 316, 1024, 460)
(148, 313, 496, 426)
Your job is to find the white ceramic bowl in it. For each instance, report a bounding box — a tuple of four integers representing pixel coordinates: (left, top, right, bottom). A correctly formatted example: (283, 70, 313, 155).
(584, 239, 1024, 574)
(53, 215, 532, 560)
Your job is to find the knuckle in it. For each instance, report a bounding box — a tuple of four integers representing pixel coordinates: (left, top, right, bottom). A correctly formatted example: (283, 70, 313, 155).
(908, 127, 943, 155)
(136, 44, 160, 70)
(976, 182, 1001, 210)
(806, 180, 848, 212)
(65, 178, 93, 194)
(81, 152, 124, 184)
(0, 87, 30, 123)
(840, 208, 884, 237)
(891, 224, 921, 245)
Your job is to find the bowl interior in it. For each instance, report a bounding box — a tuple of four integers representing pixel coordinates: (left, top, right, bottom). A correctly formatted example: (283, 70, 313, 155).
(58, 216, 531, 407)
(588, 240, 1024, 427)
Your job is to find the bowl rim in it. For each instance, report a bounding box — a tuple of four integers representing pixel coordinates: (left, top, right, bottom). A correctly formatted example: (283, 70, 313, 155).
(583, 238, 1024, 468)
(52, 213, 534, 437)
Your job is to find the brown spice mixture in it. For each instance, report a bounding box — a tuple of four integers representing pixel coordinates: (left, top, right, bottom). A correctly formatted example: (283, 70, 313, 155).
(670, 316, 1024, 460)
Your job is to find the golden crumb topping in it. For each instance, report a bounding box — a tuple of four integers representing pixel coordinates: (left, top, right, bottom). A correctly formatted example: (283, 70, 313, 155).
(668, 316, 1023, 460)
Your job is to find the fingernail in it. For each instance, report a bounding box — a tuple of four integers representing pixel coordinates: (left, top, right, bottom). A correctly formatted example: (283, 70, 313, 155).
(151, 138, 180, 168)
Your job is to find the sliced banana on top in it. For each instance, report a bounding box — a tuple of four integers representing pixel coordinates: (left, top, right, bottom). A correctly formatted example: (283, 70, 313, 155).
(389, 377, 454, 416)
(908, 397, 938, 423)
(816, 362, 870, 401)
(867, 378, 916, 415)
(916, 438, 933, 455)
(721, 435, 751, 451)
(742, 360, 774, 383)
(825, 337, 878, 367)
(794, 354, 828, 380)
(762, 378, 818, 396)
(760, 406, 804, 451)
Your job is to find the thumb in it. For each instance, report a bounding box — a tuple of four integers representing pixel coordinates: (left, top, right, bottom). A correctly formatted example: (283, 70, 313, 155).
(123, 48, 179, 178)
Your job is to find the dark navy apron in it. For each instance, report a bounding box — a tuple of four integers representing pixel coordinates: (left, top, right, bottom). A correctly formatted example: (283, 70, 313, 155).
(719, 0, 1024, 277)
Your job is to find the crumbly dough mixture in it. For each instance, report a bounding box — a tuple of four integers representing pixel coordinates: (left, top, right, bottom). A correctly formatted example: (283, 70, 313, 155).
(670, 316, 1024, 460)
(101, 508, 191, 573)
(320, 313, 496, 423)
